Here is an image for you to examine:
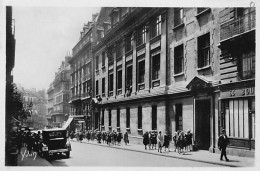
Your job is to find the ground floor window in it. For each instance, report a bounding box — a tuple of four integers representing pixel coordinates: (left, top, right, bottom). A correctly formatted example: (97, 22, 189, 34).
(175, 104, 183, 131)
(126, 108, 130, 128)
(152, 105, 157, 130)
(117, 108, 120, 127)
(108, 109, 112, 127)
(101, 110, 105, 126)
(138, 106, 142, 129)
(222, 98, 255, 139)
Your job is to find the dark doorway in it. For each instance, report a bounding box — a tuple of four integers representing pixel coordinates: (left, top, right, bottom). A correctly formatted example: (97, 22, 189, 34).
(195, 99, 211, 150)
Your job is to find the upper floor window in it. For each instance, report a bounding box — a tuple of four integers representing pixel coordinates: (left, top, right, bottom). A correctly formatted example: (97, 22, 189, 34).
(111, 9, 119, 27)
(174, 44, 184, 74)
(174, 8, 184, 27)
(136, 25, 146, 47)
(95, 56, 99, 70)
(198, 33, 210, 68)
(238, 47, 255, 80)
(126, 65, 133, 89)
(108, 48, 114, 64)
(102, 77, 105, 96)
(125, 34, 133, 53)
(138, 59, 145, 90)
(151, 51, 160, 87)
(102, 51, 105, 67)
(150, 15, 161, 39)
(117, 68, 122, 95)
(109, 72, 114, 96)
(95, 80, 99, 96)
(116, 42, 123, 58)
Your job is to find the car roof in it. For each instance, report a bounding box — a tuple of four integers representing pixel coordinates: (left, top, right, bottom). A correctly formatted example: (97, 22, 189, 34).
(42, 128, 66, 132)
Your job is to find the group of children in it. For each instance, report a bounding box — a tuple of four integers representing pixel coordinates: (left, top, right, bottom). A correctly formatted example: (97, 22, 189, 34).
(143, 130, 193, 154)
(70, 130, 129, 146)
(172, 130, 193, 154)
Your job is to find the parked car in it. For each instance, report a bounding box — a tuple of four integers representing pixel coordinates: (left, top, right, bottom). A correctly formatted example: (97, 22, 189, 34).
(38, 128, 71, 158)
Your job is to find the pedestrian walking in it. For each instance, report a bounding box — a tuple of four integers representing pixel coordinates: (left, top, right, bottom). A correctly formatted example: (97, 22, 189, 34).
(148, 131, 152, 149)
(123, 131, 129, 145)
(97, 131, 102, 143)
(218, 129, 230, 161)
(177, 131, 185, 154)
(79, 132, 84, 143)
(86, 131, 91, 142)
(157, 131, 164, 153)
(102, 131, 107, 143)
(107, 132, 112, 146)
(113, 130, 117, 145)
(117, 130, 122, 145)
(27, 132, 33, 154)
(185, 130, 193, 152)
(143, 132, 149, 150)
(151, 131, 157, 149)
(172, 132, 177, 152)
(163, 131, 170, 152)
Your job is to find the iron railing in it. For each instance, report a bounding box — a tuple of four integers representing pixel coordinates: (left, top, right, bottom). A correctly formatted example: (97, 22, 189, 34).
(220, 10, 255, 41)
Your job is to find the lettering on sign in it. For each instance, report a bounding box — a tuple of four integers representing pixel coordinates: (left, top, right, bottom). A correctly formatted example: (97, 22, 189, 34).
(224, 87, 255, 98)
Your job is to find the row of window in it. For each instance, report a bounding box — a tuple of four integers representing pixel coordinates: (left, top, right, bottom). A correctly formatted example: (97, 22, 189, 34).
(100, 106, 158, 130)
(96, 51, 161, 96)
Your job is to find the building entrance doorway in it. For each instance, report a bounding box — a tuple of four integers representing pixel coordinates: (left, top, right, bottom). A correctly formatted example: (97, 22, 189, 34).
(94, 112, 100, 130)
(195, 99, 211, 150)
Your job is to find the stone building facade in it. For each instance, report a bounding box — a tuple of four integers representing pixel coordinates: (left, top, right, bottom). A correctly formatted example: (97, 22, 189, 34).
(89, 7, 255, 157)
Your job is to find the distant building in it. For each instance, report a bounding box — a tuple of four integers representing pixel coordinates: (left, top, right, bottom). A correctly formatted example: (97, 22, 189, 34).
(68, 8, 113, 132)
(18, 86, 48, 130)
(47, 57, 71, 128)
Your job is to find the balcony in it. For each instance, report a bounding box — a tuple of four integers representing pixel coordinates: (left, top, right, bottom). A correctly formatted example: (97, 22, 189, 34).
(71, 94, 81, 101)
(81, 92, 91, 99)
(220, 10, 255, 42)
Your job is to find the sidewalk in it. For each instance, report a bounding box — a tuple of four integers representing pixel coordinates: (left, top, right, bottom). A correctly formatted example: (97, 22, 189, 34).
(71, 139, 255, 167)
(16, 147, 52, 166)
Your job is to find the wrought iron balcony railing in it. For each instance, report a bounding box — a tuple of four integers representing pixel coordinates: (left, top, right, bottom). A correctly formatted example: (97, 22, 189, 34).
(220, 10, 255, 41)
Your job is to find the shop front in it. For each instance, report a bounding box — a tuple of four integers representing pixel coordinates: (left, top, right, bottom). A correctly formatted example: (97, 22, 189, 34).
(219, 82, 255, 157)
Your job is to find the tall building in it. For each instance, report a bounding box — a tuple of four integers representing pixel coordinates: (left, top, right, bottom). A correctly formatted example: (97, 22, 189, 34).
(90, 7, 255, 157)
(46, 83, 54, 128)
(68, 8, 113, 132)
(47, 57, 71, 128)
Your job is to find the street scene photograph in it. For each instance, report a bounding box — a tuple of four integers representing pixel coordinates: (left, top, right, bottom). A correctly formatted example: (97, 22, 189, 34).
(2, 0, 258, 170)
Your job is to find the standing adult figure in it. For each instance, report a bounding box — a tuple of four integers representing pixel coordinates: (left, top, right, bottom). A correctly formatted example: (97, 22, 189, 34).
(163, 131, 171, 152)
(143, 132, 149, 150)
(123, 131, 129, 145)
(157, 131, 164, 153)
(218, 129, 230, 161)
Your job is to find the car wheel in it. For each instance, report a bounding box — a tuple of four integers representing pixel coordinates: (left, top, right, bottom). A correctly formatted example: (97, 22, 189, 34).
(66, 151, 70, 158)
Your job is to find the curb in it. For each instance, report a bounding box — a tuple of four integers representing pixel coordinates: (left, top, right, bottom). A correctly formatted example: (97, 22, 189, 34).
(70, 139, 240, 167)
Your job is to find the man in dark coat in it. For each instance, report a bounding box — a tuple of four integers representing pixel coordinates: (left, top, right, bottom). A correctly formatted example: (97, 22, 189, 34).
(143, 132, 149, 150)
(218, 129, 230, 161)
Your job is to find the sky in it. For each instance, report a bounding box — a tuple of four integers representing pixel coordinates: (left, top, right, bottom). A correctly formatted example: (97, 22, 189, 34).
(12, 6, 100, 91)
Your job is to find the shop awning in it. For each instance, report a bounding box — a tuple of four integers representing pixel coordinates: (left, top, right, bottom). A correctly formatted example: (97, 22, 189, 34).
(62, 117, 74, 129)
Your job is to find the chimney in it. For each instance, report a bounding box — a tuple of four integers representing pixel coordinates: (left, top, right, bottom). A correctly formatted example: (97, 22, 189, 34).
(92, 13, 99, 21)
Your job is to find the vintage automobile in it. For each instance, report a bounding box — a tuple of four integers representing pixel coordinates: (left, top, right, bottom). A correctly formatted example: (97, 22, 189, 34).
(38, 128, 71, 158)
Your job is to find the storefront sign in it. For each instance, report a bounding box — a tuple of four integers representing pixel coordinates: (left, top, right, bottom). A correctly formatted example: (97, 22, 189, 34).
(221, 87, 255, 98)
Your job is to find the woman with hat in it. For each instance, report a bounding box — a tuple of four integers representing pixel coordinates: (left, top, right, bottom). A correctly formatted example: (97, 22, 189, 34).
(143, 131, 149, 150)
(218, 129, 230, 161)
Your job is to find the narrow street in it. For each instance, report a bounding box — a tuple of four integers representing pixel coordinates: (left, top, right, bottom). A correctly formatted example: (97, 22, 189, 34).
(47, 141, 223, 167)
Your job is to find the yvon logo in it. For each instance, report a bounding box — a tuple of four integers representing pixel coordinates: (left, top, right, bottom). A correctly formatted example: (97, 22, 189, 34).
(20, 149, 37, 161)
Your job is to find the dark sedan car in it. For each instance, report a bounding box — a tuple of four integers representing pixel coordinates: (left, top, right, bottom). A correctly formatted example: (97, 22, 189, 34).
(38, 128, 71, 158)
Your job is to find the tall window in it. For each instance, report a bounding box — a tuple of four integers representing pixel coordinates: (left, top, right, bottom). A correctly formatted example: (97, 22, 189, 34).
(151, 51, 160, 87)
(198, 33, 210, 68)
(116, 42, 123, 58)
(95, 80, 99, 96)
(152, 105, 157, 130)
(174, 8, 184, 27)
(102, 77, 105, 96)
(223, 99, 255, 139)
(117, 68, 122, 95)
(174, 44, 184, 74)
(125, 34, 133, 53)
(138, 106, 142, 129)
(175, 104, 183, 131)
(108, 109, 112, 126)
(126, 65, 133, 90)
(138, 59, 145, 90)
(238, 49, 255, 80)
(102, 110, 105, 126)
(109, 72, 114, 96)
(112, 10, 119, 26)
(150, 15, 161, 39)
(121, 7, 129, 18)
(102, 51, 105, 67)
(126, 108, 130, 128)
(95, 56, 99, 70)
(117, 108, 120, 127)
(136, 25, 146, 46)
